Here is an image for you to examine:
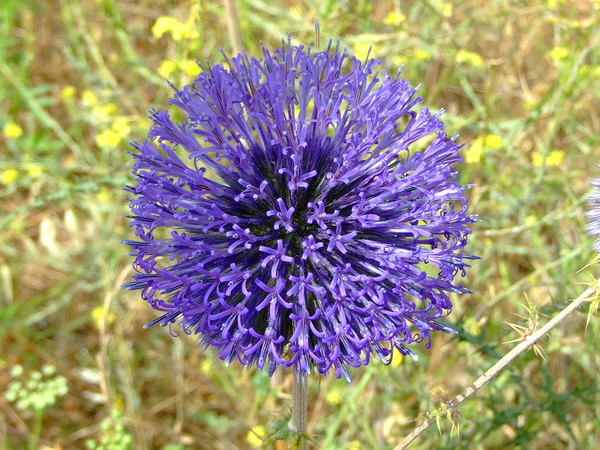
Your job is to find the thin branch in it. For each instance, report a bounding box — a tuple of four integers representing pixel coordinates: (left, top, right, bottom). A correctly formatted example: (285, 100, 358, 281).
(395, 282, 597, 449)
(223, 0, 243, 56)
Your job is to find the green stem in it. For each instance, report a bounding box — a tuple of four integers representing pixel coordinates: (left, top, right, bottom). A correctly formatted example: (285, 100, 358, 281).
(29, 408, 44, 450)
(290, 369, 308, 449)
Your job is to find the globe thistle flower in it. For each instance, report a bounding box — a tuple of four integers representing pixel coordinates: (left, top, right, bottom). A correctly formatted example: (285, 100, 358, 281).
(124, 42, 476, 380)
(588, 168, 600, 252)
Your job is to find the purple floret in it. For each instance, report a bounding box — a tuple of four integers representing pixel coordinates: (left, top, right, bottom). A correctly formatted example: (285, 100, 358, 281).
(588, 170, 600, 252)
(124, 41, 476, 380)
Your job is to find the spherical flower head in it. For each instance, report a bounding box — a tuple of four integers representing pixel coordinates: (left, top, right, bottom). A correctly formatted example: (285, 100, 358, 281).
(587, 167, 600, 252)
(124, 42, 476, 380)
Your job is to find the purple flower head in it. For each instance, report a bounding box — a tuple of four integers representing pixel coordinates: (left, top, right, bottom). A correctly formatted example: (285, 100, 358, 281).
(588, 168, 600, 252)
(124, 41, 476, 380)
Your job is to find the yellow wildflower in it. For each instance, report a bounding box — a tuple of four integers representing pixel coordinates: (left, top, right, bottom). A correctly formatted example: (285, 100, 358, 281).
(137, 117, 153, 130)
(325, 390, 342, 405)
(180, 59, 200, 77)
(390, 348, 404, 367)
(94, 103, 118, 118)
(440, 1, 453, 17)
(524, 215, 537, 227)
(546, 150, 564, 166)
(465, 147, 482, 164)
(348, 441, 361, 450)
(152, 16, 180, 39)
(152, 16, 195, 41)
(97, 188, 112, 204)
(91, 306, 116, 328)
(464, 317, 481, 336)
(392, 55, 406, 67)
(60, 86, 76, 101)
(82, 89, 98, 107)
(383, 11, 406, 26)
(158, 59, 177, 79)
(549, 46, 568, 62)
(3, 122, 23, 139)
(1, 168, 19, 185)
(413, 49, 432, 61)
(246, 425, 266, 448)
(456, 49, 484, 68)
(532, 149, 564, 167)
(482, 134, 502, 149)
(27, 166, 43, 178)
(200, 360, 212, 374)
(170, 21, 192, 41)
(353, 42, 375, 61)
(465, 134, 503, 163)
(95, 130, 122, 148)
(111, 117, 131, 136)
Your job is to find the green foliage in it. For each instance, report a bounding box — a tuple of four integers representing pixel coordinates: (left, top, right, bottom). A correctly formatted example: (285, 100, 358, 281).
(4, 364, 68, 449)
(5, 364, 68, 412)
(1, 0, 599, 448)
(85, 410, 134, 450)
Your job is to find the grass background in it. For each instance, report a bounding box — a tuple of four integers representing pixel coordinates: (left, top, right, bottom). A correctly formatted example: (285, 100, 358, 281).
(1, 0, 599, 448)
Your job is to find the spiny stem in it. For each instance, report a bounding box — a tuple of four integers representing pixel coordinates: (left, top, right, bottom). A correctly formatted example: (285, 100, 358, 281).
(223, 0, 243, 56)
(395, 282, 597, 449)
(290, 369, 308, 449)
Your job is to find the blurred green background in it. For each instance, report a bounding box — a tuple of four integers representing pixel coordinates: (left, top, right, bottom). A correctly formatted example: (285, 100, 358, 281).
(1, 0, 599, 448)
